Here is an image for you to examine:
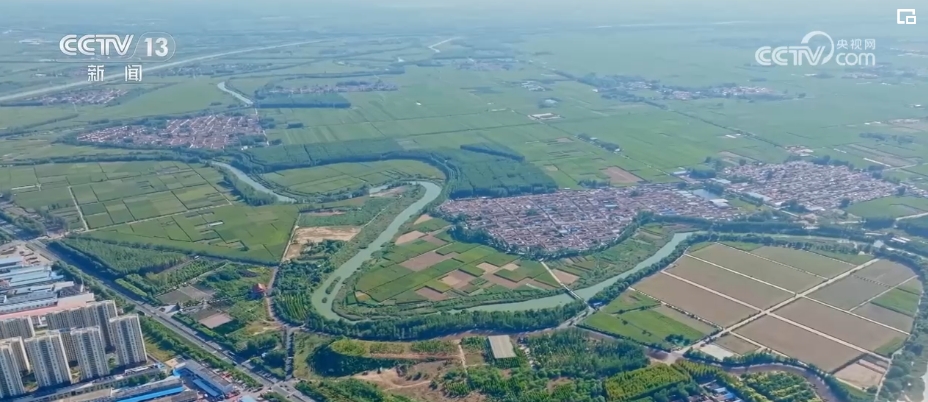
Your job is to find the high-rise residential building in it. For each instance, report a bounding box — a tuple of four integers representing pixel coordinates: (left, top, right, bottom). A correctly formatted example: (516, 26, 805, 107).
(0, 337, 29, 373)
(25, 331, 72, 388)
(109, 315, 147, 367)
(84, 301, 118, 349)
(71, 327, 108, 381)
(0, 342, 26, 398)
(0, 317, 35, 340)
(45, 300, 120, 360)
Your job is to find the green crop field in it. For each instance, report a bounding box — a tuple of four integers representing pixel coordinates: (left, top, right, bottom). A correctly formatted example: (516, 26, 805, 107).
(0, 161, 233, 230)
(872, 287, 920, 317)
(847, 197, 928, 219)
(582, 303, 715, 349)
(260, 160, 444, 197)
(83, 204, 300, 264)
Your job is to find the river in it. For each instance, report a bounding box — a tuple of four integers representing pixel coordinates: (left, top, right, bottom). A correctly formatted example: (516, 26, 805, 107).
(217, 81, 253, 106)
(464, 232, 693, 312)
(211, 163, 692, 319)
(311, 181, 443, 320)
(211, 162, 296, 203)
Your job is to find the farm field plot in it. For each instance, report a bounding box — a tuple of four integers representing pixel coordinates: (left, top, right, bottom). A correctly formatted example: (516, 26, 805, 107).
(349, 238, 556, 306)
(634, 273, 757, 326)
(667, 257, 792, 309)
(84, 204, 299, 264)
(846, 196, 928, 219)
(807, 275, 890, 310)
(734, 315, 863, 373)
(853, 303, 915, 333)
(260, 160, 443, 197)
(871, 287, 920, 316)
(4, 161, 229, 230)
(775, 298, 906, 353)
(748, 246, 855, 278)
(712, 334, 760, 355)
(582, 305, 714, 349)
(688, 244, 824, 291)
(855, 260, 917, 287)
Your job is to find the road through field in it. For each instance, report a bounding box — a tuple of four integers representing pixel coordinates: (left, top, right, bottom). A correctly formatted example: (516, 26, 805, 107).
(0, 39, 328, 103)
(684, 258, 890, 361)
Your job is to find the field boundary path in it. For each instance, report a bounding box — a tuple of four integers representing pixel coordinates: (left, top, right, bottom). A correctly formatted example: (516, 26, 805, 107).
(676, 258, 892, 362)
(83, 197, 231, 233)
(217, 81, 254, 106)
(540, 261, 583, 302)
(428, 37, 458, 53)
(68, 186, 89, 231)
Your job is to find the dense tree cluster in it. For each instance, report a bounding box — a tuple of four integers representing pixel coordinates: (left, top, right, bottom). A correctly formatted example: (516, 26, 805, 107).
(459, 143, 525, 161)
(0, 209, 46, 237)
(304, 302, 585, 340)
(237, 140, 556, 199)
(55, 238, 186, 275)
(253, 92, 351, 108)
(524, 329, 649, 379)
(215, 166, 279, 206)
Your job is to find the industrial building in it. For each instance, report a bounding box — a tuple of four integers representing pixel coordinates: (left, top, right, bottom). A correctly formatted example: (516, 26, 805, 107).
(178, 360, 236, 397)
(71, 327, 109, 381)
(109, 315, 147, 367)
(25, 331, 73, 388)
(0, 340, 26, 398)
(0, 255, 95, 321)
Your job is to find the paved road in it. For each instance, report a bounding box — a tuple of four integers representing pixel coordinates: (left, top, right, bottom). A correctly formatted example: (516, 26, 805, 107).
(0, 39, 327, 103)
(26, 240, 288, 393)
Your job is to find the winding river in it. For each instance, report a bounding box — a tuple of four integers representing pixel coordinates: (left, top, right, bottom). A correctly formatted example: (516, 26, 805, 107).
(216, 164, 693, 319)
(211, 162, 296, 203)
(311, 181, 443, 320)
(216, 81, 254, 106)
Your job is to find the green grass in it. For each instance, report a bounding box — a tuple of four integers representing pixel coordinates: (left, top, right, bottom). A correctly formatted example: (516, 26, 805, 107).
(847, 197, 928, 219)
(412, 217, 451, 233)
(83, 204, 299, 264)
(452, 245, 496, 263)
(872, 288, 920, 317)
(582, 308, 710, 348)
(875, 336, 907, 357)
(435, 242, 476, 255)
(719, 241, 762, 251)
(459, 264, 485, 277)
(260, 160, 443, 197)
(602, 290, 660, 314)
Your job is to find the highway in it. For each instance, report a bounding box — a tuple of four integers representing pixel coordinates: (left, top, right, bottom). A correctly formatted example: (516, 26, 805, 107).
(25, 239, 316, 401)
(0, 39, 328, 103)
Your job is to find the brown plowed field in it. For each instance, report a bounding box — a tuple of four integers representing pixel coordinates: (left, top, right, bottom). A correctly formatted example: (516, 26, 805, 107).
(735, 315, 863, 372)
(749, 246, 854, 278)
(853, 303, 914, 332)
(668, 257, 792, 308)
(807, 276, 889, 310)
(634, 273, 757, 326)
(855, 260, 917, 287)
(688, 244, 823, 291)
(774, 298, 904, 352)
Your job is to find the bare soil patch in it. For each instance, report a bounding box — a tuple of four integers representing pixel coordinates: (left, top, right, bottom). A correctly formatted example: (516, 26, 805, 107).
(808, 276, 890, 310)
(601, 166, 641, 184)
(414, 214, 433, 225)
(856, 260, 917, 287)
(775, 298, 905, 352)
(713, 334, 760, 355)
(500, 262, 519, 271)
(853, 303, 914, 332)
(691, 245, 824, 291)
(372, 186, 407, 197)
(552, 269, 579, 285)
(835, 361, 884, 389)
(734, 315, 863, 373)
(401, 251, 457, 272)
(286, 226, 360, 261)
(416, 287, 447, 301)
(668, 257, 792, 309)
(396, 230, 426, 245)
(556, 137, 573, 143)
(478, 262, 504, 274)
(484, 274, 521, 289)
(446, 270, 478, 289)
(634, 273, 757, 326)
(545, 165, 559, 171)
(519, 278, 554, 290)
